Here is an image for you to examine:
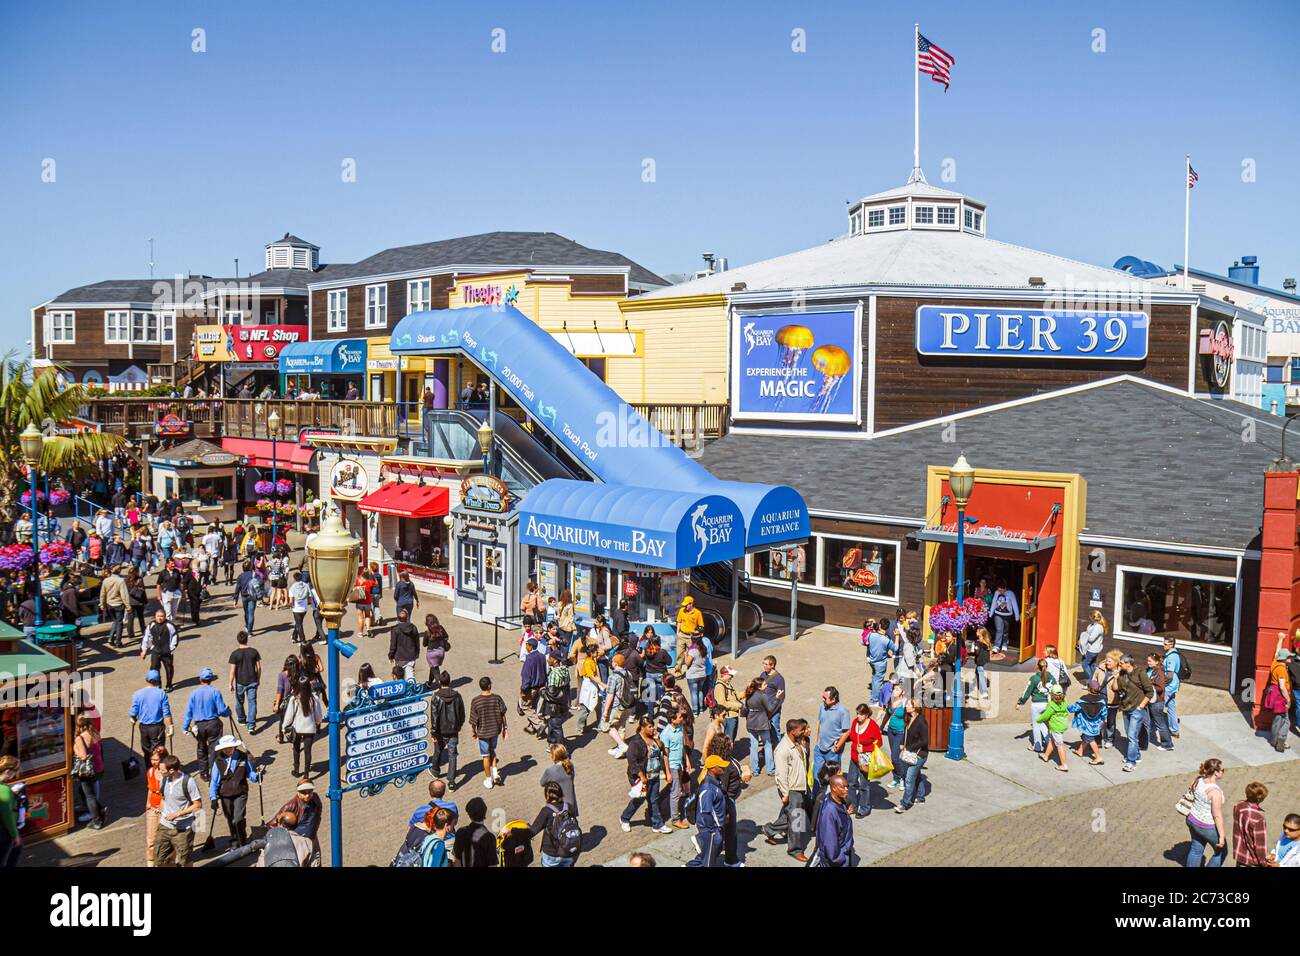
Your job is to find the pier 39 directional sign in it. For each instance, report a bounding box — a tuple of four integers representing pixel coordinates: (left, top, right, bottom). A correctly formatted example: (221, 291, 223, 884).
(915, 306, 1149, 361)
(343, 679, 432, 791)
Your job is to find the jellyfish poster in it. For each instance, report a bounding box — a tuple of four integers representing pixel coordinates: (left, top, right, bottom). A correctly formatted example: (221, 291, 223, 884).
(734, 309, 859, 422)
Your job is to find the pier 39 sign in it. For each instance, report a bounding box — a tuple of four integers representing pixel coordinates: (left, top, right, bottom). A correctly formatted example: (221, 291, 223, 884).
(915, 306, 1149, 361)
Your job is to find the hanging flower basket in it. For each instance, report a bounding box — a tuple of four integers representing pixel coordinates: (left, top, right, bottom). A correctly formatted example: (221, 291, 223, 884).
(39, 541, 75, 567)
(275, 478, 293, 496)
(928, 596, 989, 635)
(253, 480, 275, 496)
(19, 490, 45, 507)
(0, 545, 34, 571)
(48, 489, 70, 506)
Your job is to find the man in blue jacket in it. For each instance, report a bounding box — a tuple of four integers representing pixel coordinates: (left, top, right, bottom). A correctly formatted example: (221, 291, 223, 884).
(1162, 637, 1183, 739)
(519, 638, 547, 737)
(866, 622, 898, 704)
(813, 772, 854, 867)
(686, 754, 729, 867)
(183, 667, 231, 780)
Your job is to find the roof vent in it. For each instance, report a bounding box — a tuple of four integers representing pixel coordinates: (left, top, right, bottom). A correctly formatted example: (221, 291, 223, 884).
(731, 282, 748, 292)
(1027, 276, 1046, 287)
(1284, 278, 1297, 291)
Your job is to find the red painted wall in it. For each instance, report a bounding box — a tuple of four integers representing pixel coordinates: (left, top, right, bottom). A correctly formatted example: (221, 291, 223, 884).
(1255, 471, 1300, 728)
(937, 479, 1068, 660)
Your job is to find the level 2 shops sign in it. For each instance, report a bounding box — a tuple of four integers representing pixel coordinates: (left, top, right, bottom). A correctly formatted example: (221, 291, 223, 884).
(460, 474, 511, 513)
(915, 306, 1149, 361)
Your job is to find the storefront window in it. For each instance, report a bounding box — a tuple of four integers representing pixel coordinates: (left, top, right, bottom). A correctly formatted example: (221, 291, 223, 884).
(822, 536, 897, 598)
(397, 517, 448, 570)
(180, 475, 233, 506)
(1118, 568, 1236, 647)
(0, 703, 68, 776)
(459, 540, 479, 590)
(752, 543, 819, 584)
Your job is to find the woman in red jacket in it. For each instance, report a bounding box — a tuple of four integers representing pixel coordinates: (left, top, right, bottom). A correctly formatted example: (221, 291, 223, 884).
(845, 703, 883, 819)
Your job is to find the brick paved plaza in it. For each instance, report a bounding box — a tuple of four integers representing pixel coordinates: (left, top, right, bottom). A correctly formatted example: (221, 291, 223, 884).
(17, 542, 1295, 868)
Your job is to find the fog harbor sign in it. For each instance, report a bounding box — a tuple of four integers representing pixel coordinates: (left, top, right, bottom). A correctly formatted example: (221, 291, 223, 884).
(342, 679, 432, 794)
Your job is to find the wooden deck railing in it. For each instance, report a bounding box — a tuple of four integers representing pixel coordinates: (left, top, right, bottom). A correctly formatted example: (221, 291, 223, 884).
(77, 397, 397, 440)
(631, 402, 729, 450)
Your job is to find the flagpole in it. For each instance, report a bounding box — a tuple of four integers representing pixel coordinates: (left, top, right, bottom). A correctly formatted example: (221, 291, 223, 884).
(1183, 154, 1191, 291)
(913, 22, 921, 181)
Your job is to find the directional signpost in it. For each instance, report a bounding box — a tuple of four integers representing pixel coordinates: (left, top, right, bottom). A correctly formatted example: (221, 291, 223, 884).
(342, 679, 432, 797)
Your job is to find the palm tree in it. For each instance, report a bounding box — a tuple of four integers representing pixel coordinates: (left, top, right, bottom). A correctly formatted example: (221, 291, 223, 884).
(0, 355, 125, 517)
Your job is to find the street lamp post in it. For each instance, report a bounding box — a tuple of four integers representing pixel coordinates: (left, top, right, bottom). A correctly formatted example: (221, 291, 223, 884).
(305, 511, 360, 867)
(946, 453, 975, 762)
(268, 409, 281, 548)
(19, 423, 46, 628)
(476, 419, 493, 477)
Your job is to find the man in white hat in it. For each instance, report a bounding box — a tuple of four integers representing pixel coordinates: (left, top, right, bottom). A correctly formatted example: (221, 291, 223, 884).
(207, 735, 259, 850)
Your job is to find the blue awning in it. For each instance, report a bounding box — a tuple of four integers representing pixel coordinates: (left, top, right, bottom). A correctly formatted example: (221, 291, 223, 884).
(710, 480, 810, 550)
(279, 339, 368, 375)
(518, 480, 745, 571)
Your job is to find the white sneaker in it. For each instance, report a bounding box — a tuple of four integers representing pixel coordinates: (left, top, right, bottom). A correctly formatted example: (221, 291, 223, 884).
(614, 744, 629, 758)
(723, 861, 745, 867)
(483, 776, 494, 789)
(620, 821, 631, 833)
(607, 746, 622, 756)
(654, 824, 673, 834)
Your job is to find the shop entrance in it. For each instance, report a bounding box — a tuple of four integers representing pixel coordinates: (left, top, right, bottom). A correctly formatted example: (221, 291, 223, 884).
(949, 552, 1041, 663)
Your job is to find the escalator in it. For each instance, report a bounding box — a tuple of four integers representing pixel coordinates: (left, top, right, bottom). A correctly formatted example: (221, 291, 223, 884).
(417, 408, 579, 499)
(687, 561, 765, 641)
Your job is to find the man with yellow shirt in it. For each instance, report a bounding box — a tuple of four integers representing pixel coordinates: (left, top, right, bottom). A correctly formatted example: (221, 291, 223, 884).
(675, 597, 704, 677)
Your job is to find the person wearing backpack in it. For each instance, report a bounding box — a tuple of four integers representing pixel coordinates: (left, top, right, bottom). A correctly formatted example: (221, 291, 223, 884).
(233, 561, 263, 635)
(154, 754, 203, 867)
(420, 807, 455, 867)
(207, 736, 259, 850)
(1163, 637, 1188, 740)
(392, 807, 436, 868)
(602, 653, 635, 759)
(530, 781, 582, 866)
(431, 672, 466, 789)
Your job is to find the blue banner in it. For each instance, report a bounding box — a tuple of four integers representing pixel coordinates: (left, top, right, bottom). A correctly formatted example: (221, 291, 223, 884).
(279, 339, 368, 375)
(915, 306, 1149, 360)
(734, 310, 859, 422)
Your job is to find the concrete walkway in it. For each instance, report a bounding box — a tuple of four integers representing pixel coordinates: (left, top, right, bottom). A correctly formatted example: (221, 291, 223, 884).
(616, 702, 1294, 867)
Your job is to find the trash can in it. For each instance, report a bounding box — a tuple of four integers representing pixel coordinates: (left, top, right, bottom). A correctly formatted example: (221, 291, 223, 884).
(922, 704, 953, 752)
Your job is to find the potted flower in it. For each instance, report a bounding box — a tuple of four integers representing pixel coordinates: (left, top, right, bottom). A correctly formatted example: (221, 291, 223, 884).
(0, 544, 34, 571)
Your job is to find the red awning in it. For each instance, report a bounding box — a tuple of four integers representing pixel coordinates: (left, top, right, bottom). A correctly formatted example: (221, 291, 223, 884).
(356, 482, 449, 519)
(221, 438, 316, 474)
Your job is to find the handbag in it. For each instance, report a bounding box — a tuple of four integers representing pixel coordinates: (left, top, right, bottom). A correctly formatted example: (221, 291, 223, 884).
(898, 715, 920, 766)
(348, 585, 366, 603)
(1175, 776, 1199, 817)
(1263, 682, 1288, 714)
(72, 754, 97, 780)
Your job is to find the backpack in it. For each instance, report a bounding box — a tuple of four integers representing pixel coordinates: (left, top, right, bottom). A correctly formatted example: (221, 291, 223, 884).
(262, 826, 301, 867)
(1169, 650, 1191, 683)
(547, 805, 583, 858)
(497, 820, 534, 867)
(245, 575, 266, 602)
(391, 830, 425, 868)
(617, 674, 639, 710)
(541, 684, 568, 717)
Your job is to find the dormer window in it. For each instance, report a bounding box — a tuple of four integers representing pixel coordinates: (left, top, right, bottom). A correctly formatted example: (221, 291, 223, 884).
(937, 206, 956, 225)
(964, 209, 984, 232)
(888, 206, 906, 226)
(914, 206, 934, 225)
(867, 209, 885, 228)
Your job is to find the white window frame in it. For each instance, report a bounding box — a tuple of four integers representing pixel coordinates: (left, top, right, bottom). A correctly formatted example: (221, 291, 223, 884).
(914, 205, 934, 225)
(937, 205, 956, 225)
(365, 283, 388, 329)
(460, 539, 480, 591)
(867, 209, 885, 228)
(328, 289, 348, 332)
(160, 312, 175, 344)
(104, 311, 130, 344)
(746, 532, 901, 606)
(131, 311, 159, 344)
(888, 206, 906, 226)
(407, 278, 431, 316)
(972, 211, 983, 232)
(48, 311, 75, 344)
(1111, 563, 1237, 657)
(964, 208, 974, 228)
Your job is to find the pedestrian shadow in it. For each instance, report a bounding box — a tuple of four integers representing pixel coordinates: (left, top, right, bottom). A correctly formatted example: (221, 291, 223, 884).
(581, 824, 608, 852)
(498, 754, 537, 780)
(1163, 841, 1191, 865)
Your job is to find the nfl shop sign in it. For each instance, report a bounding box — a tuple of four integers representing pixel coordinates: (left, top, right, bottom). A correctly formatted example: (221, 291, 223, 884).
(915, 306, 1150, 361)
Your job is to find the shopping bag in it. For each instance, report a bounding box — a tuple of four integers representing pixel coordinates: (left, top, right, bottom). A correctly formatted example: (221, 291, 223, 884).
(866, 743, 893, 781)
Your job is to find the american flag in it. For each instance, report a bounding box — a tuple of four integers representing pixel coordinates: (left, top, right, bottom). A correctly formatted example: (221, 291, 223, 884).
(917, 32, 955, 91)
(1188, 164, 1199, 189)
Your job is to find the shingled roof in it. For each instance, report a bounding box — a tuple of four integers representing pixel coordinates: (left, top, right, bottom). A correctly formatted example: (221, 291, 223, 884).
(698, 377, 1274, 551)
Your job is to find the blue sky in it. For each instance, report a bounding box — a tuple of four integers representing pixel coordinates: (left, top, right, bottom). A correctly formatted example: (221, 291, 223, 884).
(2, 0, 1298, 328)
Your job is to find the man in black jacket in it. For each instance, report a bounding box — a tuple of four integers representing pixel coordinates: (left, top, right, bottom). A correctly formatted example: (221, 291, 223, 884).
(431, 672, 466, 790)
(387, 607, 421, 680)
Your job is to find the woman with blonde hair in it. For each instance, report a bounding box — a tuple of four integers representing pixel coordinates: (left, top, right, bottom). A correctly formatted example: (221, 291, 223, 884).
(540, 743, 579, 819)
(1078, 609, 1107, 682)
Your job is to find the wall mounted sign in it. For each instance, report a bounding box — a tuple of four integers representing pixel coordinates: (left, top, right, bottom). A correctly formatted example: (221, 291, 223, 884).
(461, 283, 520, 308)
(196, 451, 240, 467)
(153, 414, 192, 438)
(397, 561, 451, 587)
(1198, 320, 1234, 390)
(733, 310, 860, 422)
(915, 306, 1150, 361)
(460, 474, 511, 513)
(329, 456, 369, 500)
(194, 324, 309, 363)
